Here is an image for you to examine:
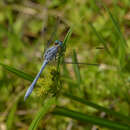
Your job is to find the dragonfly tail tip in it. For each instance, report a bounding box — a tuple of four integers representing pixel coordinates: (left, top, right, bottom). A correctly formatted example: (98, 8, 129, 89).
(24, 93, 29, 101)
(24, 96, 27, 101)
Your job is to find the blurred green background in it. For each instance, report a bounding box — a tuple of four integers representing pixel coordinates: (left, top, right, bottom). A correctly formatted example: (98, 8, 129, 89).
(0, 0, 130, 130)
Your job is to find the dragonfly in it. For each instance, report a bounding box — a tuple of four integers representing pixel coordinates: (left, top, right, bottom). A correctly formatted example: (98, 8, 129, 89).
(24, 18, 63, 101)
(24, 38, 99, 101)
(24, 18, 99, 101)
(24, 40, 63, 101)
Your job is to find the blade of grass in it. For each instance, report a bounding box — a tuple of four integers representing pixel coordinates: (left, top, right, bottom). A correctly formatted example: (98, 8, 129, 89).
(7, 102, 17, 130)
(63, 61, 99, 66)
(72, 50, 81, 85)
(104, 6, 127, 46)
(102, 2, 127, 68)
(0, 62, 33, 81)
(29, 97, 56, 130)
(88, 22, 111, 55)
(63, 93, 130, 122)
(63, 28, 72, 47)
(53, 106, 130, 130)
(57, 28, 72, 71)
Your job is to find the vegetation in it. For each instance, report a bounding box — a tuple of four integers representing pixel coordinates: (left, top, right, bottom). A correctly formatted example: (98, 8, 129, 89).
(0, 0, 130, 130)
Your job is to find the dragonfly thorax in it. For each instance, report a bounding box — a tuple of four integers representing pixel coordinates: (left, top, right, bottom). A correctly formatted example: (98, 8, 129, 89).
(44, 46, 58, 63)
(44, 40, 62, 63)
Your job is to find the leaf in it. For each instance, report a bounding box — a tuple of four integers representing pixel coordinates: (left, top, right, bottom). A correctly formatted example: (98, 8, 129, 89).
(63, 93, 130, 122)
(102, 2, 127, 68)
(29, 97, 56, 130)
(53, 106, 130, 130)
(88, 22, 111, 55)
(0, 62, 33, 81)
(57, 28, 72, 71)
(62, 28, 72, 48)
(72, 50, 81, 85)
(7, 102, 17, 130)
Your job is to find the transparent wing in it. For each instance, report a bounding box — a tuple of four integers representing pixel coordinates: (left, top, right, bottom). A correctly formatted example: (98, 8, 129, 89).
(43, 17, 60, 54)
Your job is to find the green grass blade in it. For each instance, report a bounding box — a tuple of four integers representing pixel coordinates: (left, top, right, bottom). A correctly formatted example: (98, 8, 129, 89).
(29, 97, 56, 130)
(104, 6, 127, 46)
(63, 93, 130, 122)
(57, 28, 72, 71)
(0, 62, 33, 81)
(63, 28, 72, 47)
(53, 106, 130, 130)
(72, 50, 81, 85)
(102, 3, 127, 67)
(88, 22, 111, 55)
(7, 102, 17, 130)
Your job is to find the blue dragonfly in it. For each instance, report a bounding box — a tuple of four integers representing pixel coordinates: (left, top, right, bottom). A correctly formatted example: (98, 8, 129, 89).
(24, 39, 99, 101)
(24, 40, 63, 101)
(24, 18, 99, 101)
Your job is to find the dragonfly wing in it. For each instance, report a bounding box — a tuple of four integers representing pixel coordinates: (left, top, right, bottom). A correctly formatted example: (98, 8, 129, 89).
(24, 60, 48, 101)
(43, 18, 60, 54)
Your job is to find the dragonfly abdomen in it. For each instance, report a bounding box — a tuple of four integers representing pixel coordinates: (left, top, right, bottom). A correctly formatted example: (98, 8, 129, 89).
(24, 60, 48, 101)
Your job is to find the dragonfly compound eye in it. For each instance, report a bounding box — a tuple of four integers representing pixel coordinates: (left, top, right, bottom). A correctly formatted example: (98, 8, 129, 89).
(54, 40, 63, 47)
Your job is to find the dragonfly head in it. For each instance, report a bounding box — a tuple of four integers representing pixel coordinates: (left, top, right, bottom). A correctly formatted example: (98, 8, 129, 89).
(54, 40, 63, 47)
